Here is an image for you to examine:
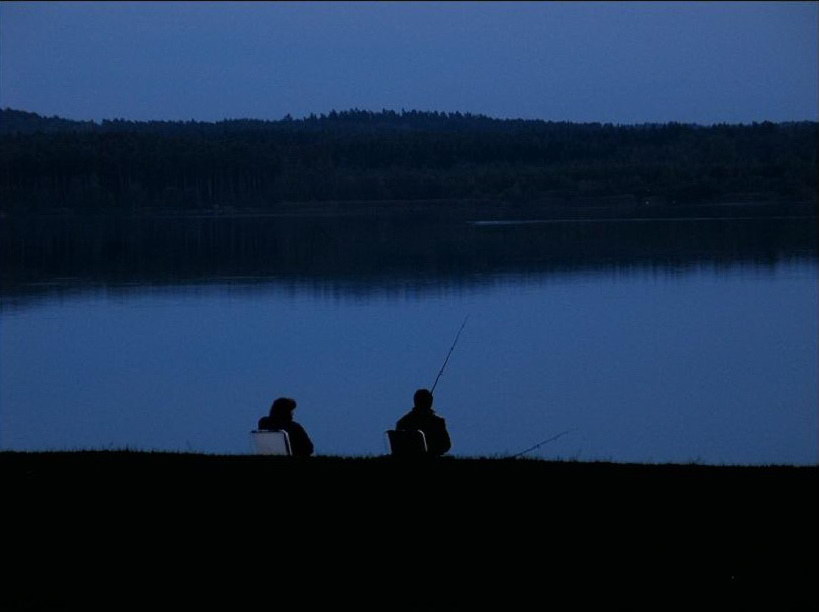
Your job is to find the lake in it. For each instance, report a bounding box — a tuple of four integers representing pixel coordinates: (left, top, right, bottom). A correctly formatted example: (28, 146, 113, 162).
(1, 207, 816, 464)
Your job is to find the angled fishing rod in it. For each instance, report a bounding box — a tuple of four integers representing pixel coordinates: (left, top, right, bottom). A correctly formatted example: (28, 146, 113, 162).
(511, 428, 576, 458)
(430, 315, 469, 393)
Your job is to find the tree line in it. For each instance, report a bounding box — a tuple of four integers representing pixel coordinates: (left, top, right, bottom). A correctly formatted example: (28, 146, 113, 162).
(1, 107, 816, 213)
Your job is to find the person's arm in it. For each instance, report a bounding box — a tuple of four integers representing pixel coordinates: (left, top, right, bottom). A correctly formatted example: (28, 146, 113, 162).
(438, 419, 452, 455)
(289, 423, 314, 457)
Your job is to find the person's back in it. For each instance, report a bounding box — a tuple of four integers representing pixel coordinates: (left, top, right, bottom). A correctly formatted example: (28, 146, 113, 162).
(258, 397, 314, 457)
(396, 388, 451, 456)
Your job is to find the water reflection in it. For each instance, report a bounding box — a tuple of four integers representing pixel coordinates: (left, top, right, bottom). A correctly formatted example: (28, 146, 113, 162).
(1, 210, 816, 306)
(0, 211, 816, 464)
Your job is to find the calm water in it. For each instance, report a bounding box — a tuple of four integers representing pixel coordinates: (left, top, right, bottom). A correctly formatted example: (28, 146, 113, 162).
(1, 211, 816, 464)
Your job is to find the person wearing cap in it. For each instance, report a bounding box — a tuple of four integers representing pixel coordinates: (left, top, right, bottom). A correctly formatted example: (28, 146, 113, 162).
(258, 397, 314, 457)
(395, 388, 452, 456)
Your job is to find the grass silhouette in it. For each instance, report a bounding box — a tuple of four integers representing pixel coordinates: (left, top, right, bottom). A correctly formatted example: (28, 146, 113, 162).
(3, 451, 816, 610)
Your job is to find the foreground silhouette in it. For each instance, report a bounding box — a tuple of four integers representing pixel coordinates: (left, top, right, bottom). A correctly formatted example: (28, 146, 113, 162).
(395, 388, 451, 456)
(258, 397, 314, 457)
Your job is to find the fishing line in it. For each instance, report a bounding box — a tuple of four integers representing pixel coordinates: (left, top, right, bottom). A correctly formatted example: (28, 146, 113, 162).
(430, 315, 469, 393)
(426, 316, 573, 459)
(511, 428, 576, 458)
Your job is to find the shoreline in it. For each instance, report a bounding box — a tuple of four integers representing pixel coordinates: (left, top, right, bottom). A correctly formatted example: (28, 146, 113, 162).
(3, 448, 818, 465)
(4, 451, 817, 610)
(2, 196, 816, 220)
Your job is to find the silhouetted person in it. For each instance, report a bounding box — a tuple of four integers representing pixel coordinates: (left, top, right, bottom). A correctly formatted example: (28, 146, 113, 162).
(258, 397, 314, 457)
(396, 388, 451, 456)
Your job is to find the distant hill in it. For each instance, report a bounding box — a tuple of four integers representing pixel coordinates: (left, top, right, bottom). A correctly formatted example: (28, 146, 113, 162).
(1, 106, 592, 135)
(1, 107, 816, 212)
(0, 108, 98, 134)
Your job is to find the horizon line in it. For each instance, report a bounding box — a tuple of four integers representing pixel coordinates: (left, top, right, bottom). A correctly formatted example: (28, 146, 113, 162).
(3, 106, 816, 129)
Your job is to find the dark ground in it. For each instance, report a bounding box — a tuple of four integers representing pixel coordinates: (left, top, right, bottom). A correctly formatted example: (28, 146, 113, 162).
(2, 452, 817, 611)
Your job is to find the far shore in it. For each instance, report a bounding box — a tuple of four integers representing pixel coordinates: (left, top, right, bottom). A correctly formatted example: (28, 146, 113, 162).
(2, 195, 816, 221)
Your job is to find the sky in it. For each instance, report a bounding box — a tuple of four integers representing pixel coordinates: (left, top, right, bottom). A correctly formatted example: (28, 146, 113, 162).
(0, 1, 817, 125)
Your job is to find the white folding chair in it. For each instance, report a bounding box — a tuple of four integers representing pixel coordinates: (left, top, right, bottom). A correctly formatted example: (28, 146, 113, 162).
(385, 429, 428, 457)
(250, 430, 292, 456)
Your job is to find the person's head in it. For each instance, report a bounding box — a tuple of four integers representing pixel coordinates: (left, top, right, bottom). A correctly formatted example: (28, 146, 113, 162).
(413, 388, 434, 410)
(270, 397, 297, 421)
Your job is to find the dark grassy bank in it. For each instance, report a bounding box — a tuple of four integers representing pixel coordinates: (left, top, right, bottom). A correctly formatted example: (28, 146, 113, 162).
(3, 451, 817, 611)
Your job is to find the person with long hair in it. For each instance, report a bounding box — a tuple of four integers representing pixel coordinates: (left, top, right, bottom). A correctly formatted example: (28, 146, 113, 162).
(258, 397, 314, 457)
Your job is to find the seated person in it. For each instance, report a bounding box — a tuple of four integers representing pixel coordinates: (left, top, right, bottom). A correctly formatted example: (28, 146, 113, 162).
(258, 397, 314, 457)
(396, 388, 452, 456)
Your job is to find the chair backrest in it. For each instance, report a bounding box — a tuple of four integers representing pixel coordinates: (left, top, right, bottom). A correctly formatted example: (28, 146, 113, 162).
(385, 429, 428, 457)
(250, 430, 292, 456)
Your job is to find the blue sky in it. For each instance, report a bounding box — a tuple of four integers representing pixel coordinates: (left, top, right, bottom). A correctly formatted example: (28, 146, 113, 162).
(1, 1, 817, 125)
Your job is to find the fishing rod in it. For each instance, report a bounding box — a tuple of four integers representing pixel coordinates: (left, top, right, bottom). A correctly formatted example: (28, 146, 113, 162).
(511, 428, 576, 458)
(430, 315, 469, 393)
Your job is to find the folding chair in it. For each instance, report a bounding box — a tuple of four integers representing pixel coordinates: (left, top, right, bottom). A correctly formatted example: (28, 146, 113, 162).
(385, 429, 428, 457)
(250, 430, 292, 456)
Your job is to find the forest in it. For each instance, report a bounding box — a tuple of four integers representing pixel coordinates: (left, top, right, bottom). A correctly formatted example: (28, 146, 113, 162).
(0, 107, 816, 213)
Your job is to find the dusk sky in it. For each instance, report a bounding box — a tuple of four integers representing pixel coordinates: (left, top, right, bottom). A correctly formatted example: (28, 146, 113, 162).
(1, 1, 817, 125)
